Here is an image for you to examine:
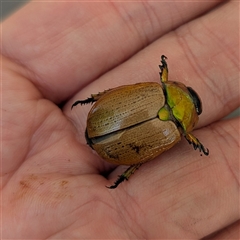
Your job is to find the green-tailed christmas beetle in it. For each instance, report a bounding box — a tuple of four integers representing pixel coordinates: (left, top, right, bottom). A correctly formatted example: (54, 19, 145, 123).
(72, 55, 209, 189)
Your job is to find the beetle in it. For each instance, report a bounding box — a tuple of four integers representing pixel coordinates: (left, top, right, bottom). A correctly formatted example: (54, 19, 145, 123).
(72, 55, 209, 189)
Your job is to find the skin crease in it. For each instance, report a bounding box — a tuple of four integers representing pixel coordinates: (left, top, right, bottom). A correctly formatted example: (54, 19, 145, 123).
(1, 1, 239, 239)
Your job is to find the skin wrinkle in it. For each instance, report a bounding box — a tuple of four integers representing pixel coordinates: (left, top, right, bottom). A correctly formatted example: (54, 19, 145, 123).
(142, 2, 159, 44)
(28, 100, 54, 146)
(201, 2, 238, 65)
(4, 102, 32, 175)
(173, 2, 185, 27)
(209, 220, 240, 239)
(99, 195, 140, 238)
(155, 172, 203, 202)
(109, 11, 147, 64)
(172, 190, 222, 238)
(4, 77, 52, 159)
(110, 2, 149, 49)
(210, 121, 240, 186)
(147, 180, 200, 212)
(175, 212, 213, 238)
(197, 23, 237, 110)
(3, 56, 35, 87)
(174, 27, 228, 120)
(149, 193, 200, 238)
(104, 180, 143, 237)
(130, 160, 211, 237)
(146, 147, 213, 187)
(174, 28, 210, 88)
(116, 190, 147, 238)
(50, 195, 119, 238)
(166, 167, 209, 193)
(27, 107, 63, 156)
(223, 80, 239, 113)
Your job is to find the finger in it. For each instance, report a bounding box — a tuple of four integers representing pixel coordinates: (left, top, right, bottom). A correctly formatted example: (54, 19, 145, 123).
(1, 1, 222, 102)
(203, 220, 240, 239)
(69, 0, 238, 132)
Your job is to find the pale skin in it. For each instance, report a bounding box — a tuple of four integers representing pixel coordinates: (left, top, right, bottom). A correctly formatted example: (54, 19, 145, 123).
(1, 1, 239, 239)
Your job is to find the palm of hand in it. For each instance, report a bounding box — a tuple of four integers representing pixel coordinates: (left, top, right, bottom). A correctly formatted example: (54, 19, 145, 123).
(2, 2, 239, 239)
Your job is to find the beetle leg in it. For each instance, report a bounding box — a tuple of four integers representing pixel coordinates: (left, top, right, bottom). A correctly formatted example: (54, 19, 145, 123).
(71, 98, 95, 108)
(71, 90, 111, 109)
(185, 133, 209, 156)
(159, 55, 168, 83)
(106, 163, 142, 189)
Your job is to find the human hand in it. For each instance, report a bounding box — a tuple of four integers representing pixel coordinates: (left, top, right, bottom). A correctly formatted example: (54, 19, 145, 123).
(2, 1, 239, 239)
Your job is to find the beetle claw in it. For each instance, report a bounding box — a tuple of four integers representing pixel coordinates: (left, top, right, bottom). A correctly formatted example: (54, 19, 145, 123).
(185, 134, 209, 156)
(159, 55, 168, 84)
(106, 163, 142, 189)
(199, 144, 209, 156)
(106, 175, 126, 189)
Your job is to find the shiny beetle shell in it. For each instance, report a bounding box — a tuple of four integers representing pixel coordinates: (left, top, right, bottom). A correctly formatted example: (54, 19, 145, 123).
(72, 55, 209, 188)
(88, 83, 181, 165)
